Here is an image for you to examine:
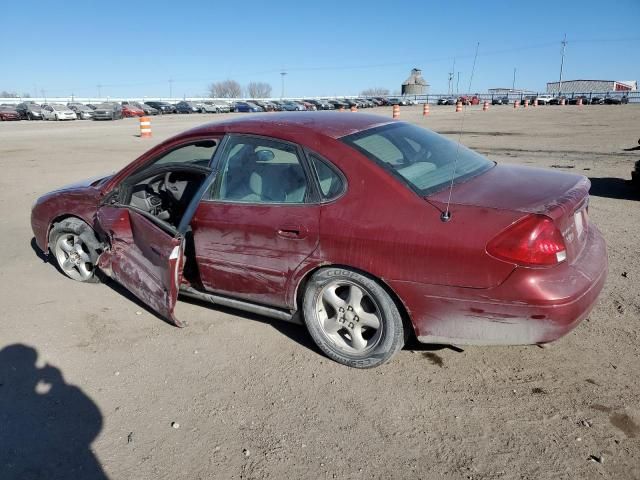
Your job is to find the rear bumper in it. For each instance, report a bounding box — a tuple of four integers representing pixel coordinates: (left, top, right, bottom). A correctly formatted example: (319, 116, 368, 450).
(392, 225, 608, 345)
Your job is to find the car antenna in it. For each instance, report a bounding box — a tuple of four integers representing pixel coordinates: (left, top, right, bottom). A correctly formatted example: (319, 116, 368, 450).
(441, 42, 480, 223)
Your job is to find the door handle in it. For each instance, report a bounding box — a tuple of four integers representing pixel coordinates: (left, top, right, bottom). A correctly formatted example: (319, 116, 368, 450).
(277, 227, 304, 239)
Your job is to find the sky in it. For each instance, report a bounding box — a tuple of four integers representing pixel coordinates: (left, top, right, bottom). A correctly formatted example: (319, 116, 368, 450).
(2, 0, 639, 99)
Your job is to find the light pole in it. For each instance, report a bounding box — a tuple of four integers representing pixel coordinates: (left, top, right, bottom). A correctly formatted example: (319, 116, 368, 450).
(280, 71, 287, 99)
(97, 84, 102, 98)
(456, 72, 460, 95)
(512, 68, 516, 92)
(169, 79, 173, 99)
(558, 34, 567, 94)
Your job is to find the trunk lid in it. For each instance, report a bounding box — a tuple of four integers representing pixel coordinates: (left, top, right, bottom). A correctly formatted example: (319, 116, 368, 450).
(430, 164, 590, 263)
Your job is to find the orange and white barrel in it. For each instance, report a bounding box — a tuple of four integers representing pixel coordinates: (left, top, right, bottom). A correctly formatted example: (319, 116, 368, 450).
(423, 103, 430, 116)
(482, 101, 489, 111)
(560, 98, 566, 106)
(514, 100, 519, 109)
(577, 98, 583, 106)
(524, 99, 529, 108)
(455, 101, 462, 112)
(392, 104, 400, 119)
(139, 116, 152, 138)
(533, 98, 538, 107)
(339, 106, 344, 112)
(350, 105, 357, 112)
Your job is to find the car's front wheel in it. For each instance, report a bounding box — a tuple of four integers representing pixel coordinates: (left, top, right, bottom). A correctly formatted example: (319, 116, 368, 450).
(303, 267, 406, 368)
(49, 218, 100, 283)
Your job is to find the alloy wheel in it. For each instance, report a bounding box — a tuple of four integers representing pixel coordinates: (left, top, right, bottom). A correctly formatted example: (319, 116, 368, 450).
(315, 280, 383, 353)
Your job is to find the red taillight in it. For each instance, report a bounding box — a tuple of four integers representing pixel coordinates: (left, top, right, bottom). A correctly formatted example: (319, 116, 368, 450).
(487, 215, 567, 267)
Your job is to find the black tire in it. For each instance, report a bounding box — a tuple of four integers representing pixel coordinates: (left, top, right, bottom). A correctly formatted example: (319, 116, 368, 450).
(303, 267, 406, 368)
(48, 218, 101, 283)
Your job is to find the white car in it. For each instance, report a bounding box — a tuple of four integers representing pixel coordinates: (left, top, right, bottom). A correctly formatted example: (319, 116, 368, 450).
(41, 103, 77, 121)
(536, 95, 554, 105)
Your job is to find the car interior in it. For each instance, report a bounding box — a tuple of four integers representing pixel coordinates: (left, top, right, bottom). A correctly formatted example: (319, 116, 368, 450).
(120, 140, 217, 228)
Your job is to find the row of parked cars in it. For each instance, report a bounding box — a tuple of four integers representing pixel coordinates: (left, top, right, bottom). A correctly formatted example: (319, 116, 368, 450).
(0, 96, 419, 121)
(489, 93, 630, 106)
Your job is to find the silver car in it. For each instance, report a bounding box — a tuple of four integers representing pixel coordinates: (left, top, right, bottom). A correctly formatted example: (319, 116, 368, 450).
(67, 103, 94, 120)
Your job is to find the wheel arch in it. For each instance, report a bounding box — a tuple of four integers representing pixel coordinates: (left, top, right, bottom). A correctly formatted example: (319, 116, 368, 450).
(293, 263, 416, 339)
(46, 214, 103, 255)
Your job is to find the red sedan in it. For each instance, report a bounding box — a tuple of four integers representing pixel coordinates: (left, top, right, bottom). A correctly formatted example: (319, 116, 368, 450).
(121, 104, 145, 117)
(0, 106, 21, 121)
(30, 113, 607, 368)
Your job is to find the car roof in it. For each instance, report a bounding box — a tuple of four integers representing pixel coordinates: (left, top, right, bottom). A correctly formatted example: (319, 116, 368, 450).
(185, 111, 394, 140)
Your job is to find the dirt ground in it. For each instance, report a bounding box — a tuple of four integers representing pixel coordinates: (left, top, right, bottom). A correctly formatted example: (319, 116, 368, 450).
(1, 105, 639, 480)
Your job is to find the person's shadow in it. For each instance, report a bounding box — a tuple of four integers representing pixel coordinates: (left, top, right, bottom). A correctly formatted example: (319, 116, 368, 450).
(0, 344, 108, 480)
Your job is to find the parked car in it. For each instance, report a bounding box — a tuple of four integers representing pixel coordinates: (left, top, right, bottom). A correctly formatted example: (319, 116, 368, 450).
(144, 101, 176, 114)
(121, 104, 145, 117)
(197, 102, 219, 113)
(173, 101, 200, 114)
(590, 96, 605, 105)
(439, 97, 458, 105)
(30, 112, 607, 368)
(568, 95, 590, 105)
(41, 104, 77, 121)
(205, 100, 232, 113)
(86, 104, 99, 110)
(92, 103, 123, 120)
(549, 96, 568, 105)
(16, 102, 44, 120)
(386, 97, 408, 106)
(68, 103, 95, 120)
(0, 105, 21, 121)
(491, 96, 509, 105)
(328, 100, 349, 110)
(123, 101, 159, 116)
(252, 100, 278, 112)
(604, 94, 629, 105)
(306, 99, 334, 110)
(535, 95, 554, 105)
(279, 101, 303, 111)
(233, 101, 264, 113)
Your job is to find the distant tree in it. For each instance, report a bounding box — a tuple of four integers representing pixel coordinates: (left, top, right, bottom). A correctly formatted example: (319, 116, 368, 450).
(0, 90, 18, 98)
(360, 87, 390, 96)
(247, 81, 272, 98)
(208, 80, 242, 98)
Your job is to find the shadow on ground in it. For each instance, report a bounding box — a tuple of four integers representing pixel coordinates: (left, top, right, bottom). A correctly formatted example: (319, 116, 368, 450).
(0, 344, 108, 480)
(589, 177, 639, 201)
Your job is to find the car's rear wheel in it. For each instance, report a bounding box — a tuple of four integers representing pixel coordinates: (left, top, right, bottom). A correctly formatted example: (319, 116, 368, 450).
(303, 268, 406, 368)
(49, 218, 100, 283)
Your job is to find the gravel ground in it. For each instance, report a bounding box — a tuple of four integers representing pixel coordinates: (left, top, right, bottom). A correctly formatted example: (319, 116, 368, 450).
(0, 105, 639, 480)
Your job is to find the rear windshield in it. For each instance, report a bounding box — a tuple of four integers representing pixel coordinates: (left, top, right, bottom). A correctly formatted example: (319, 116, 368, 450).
(342, 122, 494, 196)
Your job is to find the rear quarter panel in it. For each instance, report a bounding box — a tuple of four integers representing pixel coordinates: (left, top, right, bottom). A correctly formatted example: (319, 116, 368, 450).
(306, 140, 519, 289)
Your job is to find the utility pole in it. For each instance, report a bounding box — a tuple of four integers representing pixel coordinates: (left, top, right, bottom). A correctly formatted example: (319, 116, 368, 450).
(97, 84, 102, 98)
(280, 71, 287, 99)
(456, 72, 460, 95)
(169, 79, 173, 99)
(448, 58, 455, 95)
(512, 68, 516, 92)
(558, 34, 567, 94)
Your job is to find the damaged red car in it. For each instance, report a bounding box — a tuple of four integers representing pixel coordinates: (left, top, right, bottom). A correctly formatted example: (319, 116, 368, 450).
(31, 112, 607, 368)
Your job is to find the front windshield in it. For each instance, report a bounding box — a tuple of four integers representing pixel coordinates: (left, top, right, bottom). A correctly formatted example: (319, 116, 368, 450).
(97, 103, 115, 109)
(29, 104, 42, 111)
(51, 104, 67, 110)
(0, 106, 16, 111)
(342, 123, 494, 196)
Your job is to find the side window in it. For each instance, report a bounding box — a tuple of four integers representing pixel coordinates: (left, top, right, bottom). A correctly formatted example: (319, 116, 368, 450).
(150, 140, 218, 168)
(213, 136, 308, 204)
(309, 153, 345, 201)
